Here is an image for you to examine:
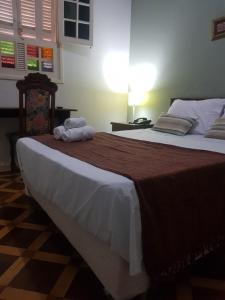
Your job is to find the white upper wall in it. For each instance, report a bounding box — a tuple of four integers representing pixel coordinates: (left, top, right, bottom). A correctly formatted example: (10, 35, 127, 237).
(0, 0, 131, 169)
(57, 0, 131, 131)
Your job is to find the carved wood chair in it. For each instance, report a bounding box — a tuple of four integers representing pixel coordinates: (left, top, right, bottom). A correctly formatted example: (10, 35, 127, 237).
(7, 73, 58, 172)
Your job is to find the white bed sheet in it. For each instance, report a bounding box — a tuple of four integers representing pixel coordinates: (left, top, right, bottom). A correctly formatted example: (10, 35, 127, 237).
(16, 129, 225, 276)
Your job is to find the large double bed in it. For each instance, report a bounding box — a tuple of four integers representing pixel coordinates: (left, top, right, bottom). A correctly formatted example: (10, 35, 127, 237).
(16, 98, 225, 300)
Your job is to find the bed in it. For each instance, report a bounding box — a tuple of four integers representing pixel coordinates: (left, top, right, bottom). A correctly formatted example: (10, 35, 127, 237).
(16, 98, 225, 300)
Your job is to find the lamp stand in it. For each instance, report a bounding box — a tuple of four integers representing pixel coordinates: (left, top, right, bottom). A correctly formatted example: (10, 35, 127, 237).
(132, 104, 136, 122)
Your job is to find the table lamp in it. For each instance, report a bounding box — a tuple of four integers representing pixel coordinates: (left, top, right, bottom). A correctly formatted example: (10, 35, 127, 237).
(128, 90, 144, 122)
(128, 63, 157, 122)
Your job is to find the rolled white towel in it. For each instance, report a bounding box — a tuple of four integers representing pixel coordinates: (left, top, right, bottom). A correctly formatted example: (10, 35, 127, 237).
(82, 125, 96, 140)
(62, 126, 96, 142)
(64, 117, 87, 129)
(53, 126, 66, 140)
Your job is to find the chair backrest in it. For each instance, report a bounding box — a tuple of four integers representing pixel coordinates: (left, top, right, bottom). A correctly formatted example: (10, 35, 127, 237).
(16, 73, 58, 136)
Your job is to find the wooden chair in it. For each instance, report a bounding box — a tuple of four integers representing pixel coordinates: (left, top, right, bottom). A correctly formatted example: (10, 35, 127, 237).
(7, 72, 58, 172)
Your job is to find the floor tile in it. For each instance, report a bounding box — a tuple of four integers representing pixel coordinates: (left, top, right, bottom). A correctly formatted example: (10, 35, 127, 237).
(11, 259, 65, 294)
(0, 253, 18, 274)
(0, 227, 41, 248)
(23, 210, 52, 226)
(0, 206, 25, 220)
(40, 233, 75, 256)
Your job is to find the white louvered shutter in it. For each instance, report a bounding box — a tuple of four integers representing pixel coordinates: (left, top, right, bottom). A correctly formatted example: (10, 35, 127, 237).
(18, 0, 55, 41)
(16, 43, 25, 70)
(42, 0, 56, 42)
(19, 0, 36, 39)
(0, 0, 14, 36)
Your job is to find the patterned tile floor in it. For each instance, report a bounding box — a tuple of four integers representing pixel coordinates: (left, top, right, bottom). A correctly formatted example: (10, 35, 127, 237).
(1, 171, 225, 300)
(0, 172, 108, 300)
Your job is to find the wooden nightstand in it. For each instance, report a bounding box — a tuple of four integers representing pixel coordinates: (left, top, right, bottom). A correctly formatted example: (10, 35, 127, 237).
(111, 122, 153, 131)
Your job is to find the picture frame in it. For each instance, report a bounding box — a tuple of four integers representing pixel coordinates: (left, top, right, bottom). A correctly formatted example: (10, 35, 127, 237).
(212, 16, 225, 40)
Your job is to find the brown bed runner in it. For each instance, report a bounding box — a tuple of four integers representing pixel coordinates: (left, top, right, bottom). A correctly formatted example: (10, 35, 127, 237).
(33, 133, 225, 281)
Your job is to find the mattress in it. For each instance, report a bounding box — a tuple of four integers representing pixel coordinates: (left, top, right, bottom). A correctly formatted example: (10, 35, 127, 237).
(16, 129, 225, 276)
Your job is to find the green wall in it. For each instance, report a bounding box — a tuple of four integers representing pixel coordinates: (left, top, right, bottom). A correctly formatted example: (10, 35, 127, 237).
(130, 0, 225, 122)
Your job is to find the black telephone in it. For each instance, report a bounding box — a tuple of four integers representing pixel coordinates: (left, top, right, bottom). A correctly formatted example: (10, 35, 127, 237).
(130, 117, 151, 125)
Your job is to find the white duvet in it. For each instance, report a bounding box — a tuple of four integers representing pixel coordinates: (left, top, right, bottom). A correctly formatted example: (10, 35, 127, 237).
(16, 129, 225, 275)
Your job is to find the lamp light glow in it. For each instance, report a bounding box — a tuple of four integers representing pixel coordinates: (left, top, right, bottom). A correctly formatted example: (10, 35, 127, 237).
(128, 90, 145, 106)
(103, 51, 129, 93)
(129, 63, 157, 94)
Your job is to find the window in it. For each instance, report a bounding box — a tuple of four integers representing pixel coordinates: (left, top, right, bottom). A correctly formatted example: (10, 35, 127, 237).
(59, 0, 93, 46)
(0, 0, 59, 80)
(0, 0, 93, 80)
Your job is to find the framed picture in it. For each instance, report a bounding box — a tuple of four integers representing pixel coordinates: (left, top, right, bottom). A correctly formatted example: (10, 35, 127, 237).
(212, 16, 225, 40)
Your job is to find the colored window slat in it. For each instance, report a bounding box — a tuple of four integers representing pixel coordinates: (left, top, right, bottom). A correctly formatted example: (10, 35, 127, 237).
(27, 59, 39, 71)
(0, 40, 14, 55)
(27, 45, 39, 57)
(41, 47, 53, 59)
(1, 55, 15, 68)
(42, 61, 53, 72)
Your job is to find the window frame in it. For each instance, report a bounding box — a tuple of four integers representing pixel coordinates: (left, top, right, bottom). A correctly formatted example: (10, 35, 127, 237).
(59, 0, 93, 47)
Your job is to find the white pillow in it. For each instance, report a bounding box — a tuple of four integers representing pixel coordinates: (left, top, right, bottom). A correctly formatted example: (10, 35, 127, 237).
(168, 99, 225, 135)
